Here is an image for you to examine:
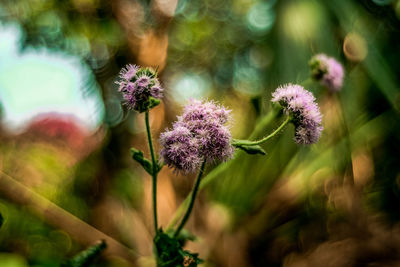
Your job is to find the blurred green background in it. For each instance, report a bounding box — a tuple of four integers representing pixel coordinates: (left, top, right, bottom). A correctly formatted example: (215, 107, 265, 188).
(0, 0, 399, 266)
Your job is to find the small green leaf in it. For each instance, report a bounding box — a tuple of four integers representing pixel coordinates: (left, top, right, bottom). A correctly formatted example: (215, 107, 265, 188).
(62, 240, 107, 267)
(149, 97, 161, 109)
(130, 148, 153, 174)
(157, 162, 164, 173)
(175, 229, 197, 244)
(233, 143, 266, 155)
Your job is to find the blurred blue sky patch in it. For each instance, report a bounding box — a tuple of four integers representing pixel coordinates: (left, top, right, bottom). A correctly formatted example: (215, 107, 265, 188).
(0, 22, 104, 133)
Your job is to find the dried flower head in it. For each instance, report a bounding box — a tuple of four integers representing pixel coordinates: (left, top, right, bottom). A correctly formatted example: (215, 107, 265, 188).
(309, 54, 344, 92)
(272, 84, 323, 145)
(160, 100, 234, 173)
(116, 65, 164, 112)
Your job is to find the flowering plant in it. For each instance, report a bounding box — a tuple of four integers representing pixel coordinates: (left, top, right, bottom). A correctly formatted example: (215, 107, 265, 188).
(113, 56, 343, 266)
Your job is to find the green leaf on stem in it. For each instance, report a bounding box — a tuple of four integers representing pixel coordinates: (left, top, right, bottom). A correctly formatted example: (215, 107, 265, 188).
(232, 143, 267, 155)
(175, 229, 197, 243)
(133, 97, 160, 113)
(62, 240, 107, 267)
(131, 148, 164, 174)
(130, 148, 153, 174)
(154, 230, 203, 267)
(165, 228, 197, 245)
(156, 162, 164, 173)
(149, 97, 161, 109)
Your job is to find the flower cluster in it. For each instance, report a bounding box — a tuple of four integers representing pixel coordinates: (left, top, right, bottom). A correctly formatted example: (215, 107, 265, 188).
(272, 84, 323, 145)
(116, 64, 163, 112)
(309, 54, 344, 92)
(160, 100, 234, 173)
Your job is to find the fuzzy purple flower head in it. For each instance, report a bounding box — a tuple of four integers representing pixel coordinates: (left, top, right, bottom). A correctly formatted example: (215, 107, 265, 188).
(116, 64, 164, 112)
(272, 84, 323, 145)
(159, 125, 203, 173)
(309, 54, 344, 92)
(160, 99, 234, 173)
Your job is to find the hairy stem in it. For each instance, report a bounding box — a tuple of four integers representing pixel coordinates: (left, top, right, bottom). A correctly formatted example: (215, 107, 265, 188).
(174, 160, 207, 237)
(145, 111, 158, 232)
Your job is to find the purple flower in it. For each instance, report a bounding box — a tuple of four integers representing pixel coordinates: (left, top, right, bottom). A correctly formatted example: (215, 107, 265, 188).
(179, 99, 230, 125)
(115, 65, 164, 112)
(272, 84, 323, 145)
(160, 100, 234, 173)
(160, 126, 203, 174)
(150, 82, 163, 99)
(310, 54, 344, 92)
(136, 75, 151, 87)
(119, 64, 139, 81)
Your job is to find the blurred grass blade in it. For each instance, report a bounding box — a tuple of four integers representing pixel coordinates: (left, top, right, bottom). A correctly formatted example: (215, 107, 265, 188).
(62, 240, 107, 267)
(327, 0, 400, 111)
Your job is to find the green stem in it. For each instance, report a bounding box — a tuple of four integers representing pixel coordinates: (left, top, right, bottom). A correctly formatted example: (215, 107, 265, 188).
(174, 160, 207, 237)
(249, 107, 279, 139)
(233, 116, 291, 146)
(145, 111, 158, 232)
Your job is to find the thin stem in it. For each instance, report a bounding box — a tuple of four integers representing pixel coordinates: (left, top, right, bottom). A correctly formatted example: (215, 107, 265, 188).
(233, 116, 291, 146)
(145, 111, 158, 232)
(249, 106, 279, 139)
(174, 160, 207, 237)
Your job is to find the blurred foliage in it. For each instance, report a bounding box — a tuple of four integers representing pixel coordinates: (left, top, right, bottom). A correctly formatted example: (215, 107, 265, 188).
(62, 240, 106, 267)
(0, 0, 399, 266)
